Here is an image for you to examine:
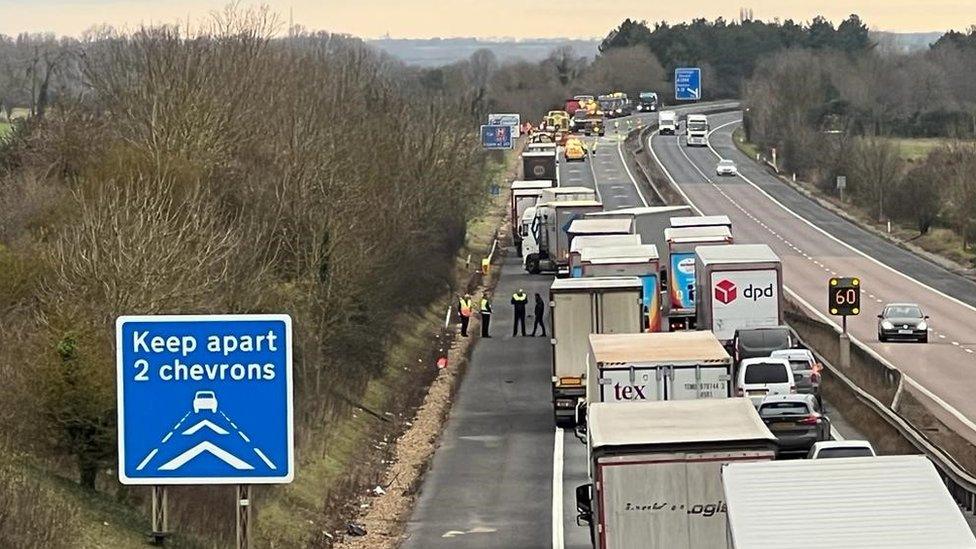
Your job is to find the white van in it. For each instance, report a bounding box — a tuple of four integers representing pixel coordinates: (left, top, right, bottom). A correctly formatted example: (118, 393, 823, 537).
(735, 357, 794, 407)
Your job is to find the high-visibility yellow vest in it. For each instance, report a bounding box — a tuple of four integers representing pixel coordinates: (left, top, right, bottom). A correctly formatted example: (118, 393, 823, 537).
(480, 298, 491, 313)
(459, 298, 473, 317)
(512, 292, 527, 302)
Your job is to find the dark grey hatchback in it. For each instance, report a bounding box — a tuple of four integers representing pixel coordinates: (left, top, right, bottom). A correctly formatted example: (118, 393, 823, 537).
(878, 303, 928, 343)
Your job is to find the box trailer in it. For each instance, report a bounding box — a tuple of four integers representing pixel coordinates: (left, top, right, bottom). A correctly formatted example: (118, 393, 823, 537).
(542, 186, 597, 205)
(522, 150, 558, 182)
(576, 399, 776, 549)
(670, 215, 732, 231)
(695, 245, 782, 342)
(568, 218, 633, 262)
(580, 244, 660, 332)
(588, 206, 693, 279)
(570, 234, 642, 278)
(549, 277, 643, 425)
(723, 456, 976, 549)
(511, 180, 555, 255)
(664, 226, 734, 330)
(524, 200, 604, 274)
(525, 141, 557, 154)
(585, 331, 732, 406)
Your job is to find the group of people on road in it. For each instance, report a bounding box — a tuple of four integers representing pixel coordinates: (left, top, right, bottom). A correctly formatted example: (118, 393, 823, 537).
(457, 288, 545, 339)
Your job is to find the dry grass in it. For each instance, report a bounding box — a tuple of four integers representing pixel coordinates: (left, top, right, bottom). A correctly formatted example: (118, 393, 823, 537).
(886, 137, 956, 162)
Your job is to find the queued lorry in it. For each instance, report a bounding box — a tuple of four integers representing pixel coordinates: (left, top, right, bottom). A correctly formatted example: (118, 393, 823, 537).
(567, 218, 634, 260)
(722, 456, 976, 548)
(521, 149, 558, 181)
(584, 331, 733, 407)
(549, 277, 643, 425)
(523, 200, 604, 274)
(587, 206, 693, 274)
(665, 226, 734, 330)
(695, 244, 783, 342)
(542, 186, 596, 204)
(670, 214, 732, 231)
(575, 399, 777, 549)
(510, 180, 555, 255)
(569, 234, 641, 278)
(578, 244, 661, 332)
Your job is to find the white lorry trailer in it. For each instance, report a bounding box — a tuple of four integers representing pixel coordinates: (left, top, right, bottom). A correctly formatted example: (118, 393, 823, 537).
(575, 399, 777, 549)
(549, 277, 643, 425)
(723, 456, 976, 549)
(524, 200, 604, 274)
(569, 234, 642, 278)
(658, 110, 677, 135)
(579, 244, 662, 332)
(664, 226, 734, 330)
(670, 215, 732, 231)
(541, 186, 597, 205)
(585, 331, 732, 406)
(686, 114, 709, 147)
(568, 218, 634, 253)
(511, 180, 555, 256)
(695, 244, 782, 342)
(588, 206, 693, 277)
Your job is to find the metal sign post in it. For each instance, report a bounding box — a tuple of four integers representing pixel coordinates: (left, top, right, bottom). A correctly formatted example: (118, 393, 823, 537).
(237, 485, 251, 549)
(836, 175, 847, 203)
(151, 485, 168, 545)
(828, 277, 860, 369)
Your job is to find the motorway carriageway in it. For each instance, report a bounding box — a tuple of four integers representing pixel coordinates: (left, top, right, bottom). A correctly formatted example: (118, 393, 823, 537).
(402, 104, 865, 549)
(650, 111, 976, 447)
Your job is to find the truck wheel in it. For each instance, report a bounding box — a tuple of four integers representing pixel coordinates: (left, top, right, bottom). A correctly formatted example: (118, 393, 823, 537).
(526, 256, 541, 275)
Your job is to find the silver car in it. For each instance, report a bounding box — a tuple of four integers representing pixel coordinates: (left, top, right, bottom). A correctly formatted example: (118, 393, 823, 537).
(878, 303, 928, 343)
(770, 349, 822, 407)
(716, 159, 737, 176)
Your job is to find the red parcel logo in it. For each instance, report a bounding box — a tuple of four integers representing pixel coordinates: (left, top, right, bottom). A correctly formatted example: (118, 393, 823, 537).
(715, 279, 737, 304)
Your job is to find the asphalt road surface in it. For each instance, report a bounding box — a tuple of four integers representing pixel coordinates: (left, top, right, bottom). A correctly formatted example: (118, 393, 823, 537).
(650, 111, 976, 442)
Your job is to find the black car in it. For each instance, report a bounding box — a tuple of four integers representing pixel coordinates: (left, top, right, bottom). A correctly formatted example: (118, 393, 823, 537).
(877, 303, 928, 343)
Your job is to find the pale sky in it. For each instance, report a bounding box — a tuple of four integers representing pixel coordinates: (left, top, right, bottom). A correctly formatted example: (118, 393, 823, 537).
(3, 0, 975, 38)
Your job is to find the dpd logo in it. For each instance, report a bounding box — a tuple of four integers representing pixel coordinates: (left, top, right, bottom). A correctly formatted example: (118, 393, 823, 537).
(715, 279, 737, 304)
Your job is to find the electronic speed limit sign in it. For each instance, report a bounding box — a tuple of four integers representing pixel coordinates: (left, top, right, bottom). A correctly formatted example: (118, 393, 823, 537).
(828, 277, 861, 316)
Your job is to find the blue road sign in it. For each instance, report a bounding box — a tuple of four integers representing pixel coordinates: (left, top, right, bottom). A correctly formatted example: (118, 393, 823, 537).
(481, 124, 513, 149)
(116, 314, 293, 485)
(675, 67, 702, 101)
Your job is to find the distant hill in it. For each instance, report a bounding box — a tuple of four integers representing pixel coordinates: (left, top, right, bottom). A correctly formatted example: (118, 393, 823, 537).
(871, 31, 944, 53)
(367, 37, 601, 66)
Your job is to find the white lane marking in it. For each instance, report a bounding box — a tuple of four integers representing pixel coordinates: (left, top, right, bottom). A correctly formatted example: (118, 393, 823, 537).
(552, 427, 564, 549)
(940, 334, 946, 339)
(616, 141, 649, 207)
(651, 123, 976, 438)
(952, 341, 960, 346)
(136, 448, 159, 471)
(705, 117, 976, 321)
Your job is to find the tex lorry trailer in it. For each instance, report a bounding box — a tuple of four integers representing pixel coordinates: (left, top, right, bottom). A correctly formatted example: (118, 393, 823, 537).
(695, 244, 783, 342)
(575, 399, 776, 549)
(584, 331, 732, 408)
(664, 226, 734, 330)
(549, 277, 643, 425)
(578, 244, 662, 332)
(523, 200, 604, 275)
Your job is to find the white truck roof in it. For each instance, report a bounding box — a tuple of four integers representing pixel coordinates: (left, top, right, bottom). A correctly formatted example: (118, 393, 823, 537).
(580, 244, 659, 263)
(589, 398, 774, 450)
(550, 276, 642, 292)
(521, 150, 556, 158)
(670, 214, 732, 228)
(723, 455, 976, 548)
(544, 186, 593, 195)
(589, 331, 730, 365)
(696, 244, 779, 266)
(570, 234, 641, 253)
(589, 205, 690, 218)
(664, 226, 733, 243)
(510, 180, 554, 190)
(567, 218, 633, 235)
(544, 199, 602, 209)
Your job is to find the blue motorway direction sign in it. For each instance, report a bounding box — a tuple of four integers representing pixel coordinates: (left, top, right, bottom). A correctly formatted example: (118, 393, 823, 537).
(675, 67, 702, 101)
(116, 314, 293, 485)
(481, 124, 514, 149)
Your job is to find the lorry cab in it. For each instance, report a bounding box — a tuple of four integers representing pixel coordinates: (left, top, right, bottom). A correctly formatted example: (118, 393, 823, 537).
(686, 114, 710, 146)
(659, 110, 677, 134)
(637, 91, 659, 112)
(523, 200, 604, 274)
